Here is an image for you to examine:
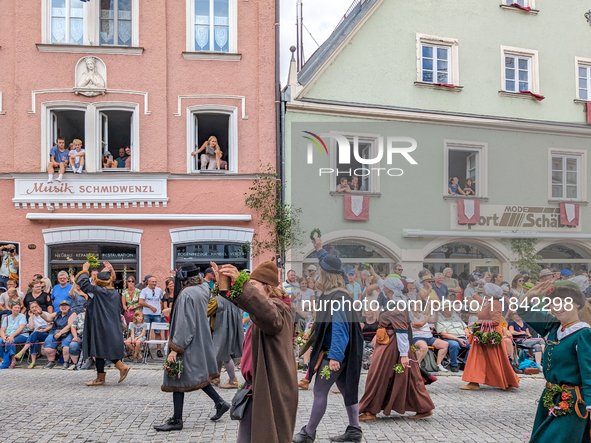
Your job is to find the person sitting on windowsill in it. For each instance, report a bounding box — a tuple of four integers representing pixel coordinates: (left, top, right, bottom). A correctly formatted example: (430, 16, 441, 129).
(448, 177, 466, 195)
(350, 176, 365, 191)
(103, 153, 117, 169)
(192, 136, 222, 170)
(336, 177, 351, 193)
(463, 178, 475, 196)
(68, 139, 85, 174)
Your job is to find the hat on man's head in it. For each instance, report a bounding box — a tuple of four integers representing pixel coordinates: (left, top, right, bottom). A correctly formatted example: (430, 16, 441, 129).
(520, 270, 529, 275)
(180, 263, 201, 277)
(318, 253, 348, 282)
(95, 271, 114, 287)
(59, 300, 70, 306)
(472, 271, 481, 276)
(347, 270, 356, 275)
(561, 269, 573, 277)
(308, 265, 317, 271)
(204, 267, 215, 276)
(143, 275, 153, 282)
(250, 261, 279, 287)
(553, 280, 580, 291)
(539, 269, 553, 278)
(421, 273, 435, 282)
(405, 278, 415, 284)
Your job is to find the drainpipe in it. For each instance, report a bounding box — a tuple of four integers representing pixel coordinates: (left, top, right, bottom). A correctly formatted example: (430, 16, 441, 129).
(275, 0, 284, 276)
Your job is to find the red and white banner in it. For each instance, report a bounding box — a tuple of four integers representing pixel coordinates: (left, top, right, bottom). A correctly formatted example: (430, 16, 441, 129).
(345, 194, 369, 220)
(560, 202, 579, 226)
(458, 199, 480, 224)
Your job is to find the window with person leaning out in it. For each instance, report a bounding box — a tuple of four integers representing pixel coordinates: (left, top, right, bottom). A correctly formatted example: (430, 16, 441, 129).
(336, 176, 365, 193)
(448, 176, 475, 196)
(191, 136, 228, 171)
(103, 146, 131, 170)
(48, 137, 86, 182)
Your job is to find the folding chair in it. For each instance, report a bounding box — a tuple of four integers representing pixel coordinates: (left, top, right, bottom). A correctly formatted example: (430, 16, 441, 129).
(143, 322, 169, 363)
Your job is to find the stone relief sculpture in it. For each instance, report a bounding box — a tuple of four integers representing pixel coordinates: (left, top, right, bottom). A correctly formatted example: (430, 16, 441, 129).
(74, 56, 107, 97)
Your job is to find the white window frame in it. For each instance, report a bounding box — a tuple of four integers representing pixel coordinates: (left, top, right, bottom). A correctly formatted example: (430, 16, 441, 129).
(41, 101, 140, 173)
(42, 0, 139, 47)
(502, 0, 535, 8)
(186, 0, 238, 53)
(186, 105, 238, 174)
(500, 46, 539, 94)
(548, 148, 587, 202)
(443, 140, 488, 198)
(328, 131, 382, 194)
(416, 34, 460, 86)
(575, 57, 591, 101)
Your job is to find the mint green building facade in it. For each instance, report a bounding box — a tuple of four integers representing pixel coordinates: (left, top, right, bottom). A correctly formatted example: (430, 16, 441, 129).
(283, 0, 591, 281)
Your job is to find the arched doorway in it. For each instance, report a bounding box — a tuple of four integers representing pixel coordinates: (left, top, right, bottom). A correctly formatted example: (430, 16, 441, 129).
(423, 242, 502, 283)
(303, 240, 396, 276)
(537, 243, 591, 272)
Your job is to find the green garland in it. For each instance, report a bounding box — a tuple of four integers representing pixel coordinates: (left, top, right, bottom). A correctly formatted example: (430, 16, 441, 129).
(211, 285, 220, 297)
(228, 271, 250, 300)
(360, 262, 371, 270)
(410, 344, 417, 353)
(163, 358, 184, 380)
(473, 330, 503, 346)
(310, 228, 322, 241)
(320, 365, 332, 380)
(393, 363, 404, 373)
(543, 385, 574, 417)
(87, 254, 100, 269)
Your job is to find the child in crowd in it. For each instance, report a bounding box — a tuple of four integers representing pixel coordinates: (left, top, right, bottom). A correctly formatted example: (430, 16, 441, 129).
(125, 310, 146, 363)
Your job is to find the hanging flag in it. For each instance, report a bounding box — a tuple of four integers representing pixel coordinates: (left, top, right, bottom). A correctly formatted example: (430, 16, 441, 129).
(458, 199, 480, 224)
(344, 194, 369, 220)
(587, 102, 591, 124)
(560, 202, 579, 226)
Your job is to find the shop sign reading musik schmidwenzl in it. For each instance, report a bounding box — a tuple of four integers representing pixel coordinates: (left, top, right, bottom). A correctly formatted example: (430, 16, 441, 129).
(451, 204, 581, 232)
(12, 175, 168, 208)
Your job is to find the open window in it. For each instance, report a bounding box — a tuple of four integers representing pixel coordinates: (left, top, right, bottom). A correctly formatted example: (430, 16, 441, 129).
(444, 141, 488, 198)
(50, 109, 86, 171)
(189, 108, 237, 173)
(99, 110, 133, 171)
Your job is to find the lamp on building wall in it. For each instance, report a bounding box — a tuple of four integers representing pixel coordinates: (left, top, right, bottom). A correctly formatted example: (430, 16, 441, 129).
(585, 10, 591, 24)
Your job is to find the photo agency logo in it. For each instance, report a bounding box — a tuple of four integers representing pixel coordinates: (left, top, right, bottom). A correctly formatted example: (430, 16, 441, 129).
(302, 131, 419, 177)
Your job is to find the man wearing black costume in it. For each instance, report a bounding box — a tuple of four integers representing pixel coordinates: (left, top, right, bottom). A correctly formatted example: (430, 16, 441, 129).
(75, 260, 130, 386)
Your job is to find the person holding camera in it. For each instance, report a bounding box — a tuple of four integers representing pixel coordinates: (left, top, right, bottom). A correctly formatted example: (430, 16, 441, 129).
(0, 245, 19, 288)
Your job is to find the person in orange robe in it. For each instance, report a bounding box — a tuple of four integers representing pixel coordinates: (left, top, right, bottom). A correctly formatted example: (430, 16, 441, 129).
(461, 283, 520, 391)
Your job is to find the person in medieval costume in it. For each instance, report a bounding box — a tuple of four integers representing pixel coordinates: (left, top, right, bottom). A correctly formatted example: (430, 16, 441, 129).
(294, 237, 364, 443)
(75, 260, 130, 386)
(208, 277, 244, 389)
(358, 277, 434, 421)
(154, 263, 230, 432)
(212, 260, 297, 443)
(516, 280, 591, 443)
(460, 283, 520, 391)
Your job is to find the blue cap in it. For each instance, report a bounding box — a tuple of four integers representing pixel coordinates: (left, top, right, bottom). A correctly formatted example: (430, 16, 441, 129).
(473, 271, 481, 276)
(347, 270, 356, 275)
(561, 269, 573, 277)
(520, 270, 528, 275)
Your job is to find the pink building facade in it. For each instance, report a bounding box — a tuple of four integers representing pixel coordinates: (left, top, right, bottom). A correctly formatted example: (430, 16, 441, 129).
(0, 0, 277, 287)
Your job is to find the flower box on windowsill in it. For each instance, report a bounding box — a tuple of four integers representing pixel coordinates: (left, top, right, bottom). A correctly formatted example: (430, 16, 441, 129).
(443, 195, 489, 201)
(498, 90, 544, 101)
(499, 4, 539, 15)
(36, 43, 144, 55)
(414, 82, 463, 92)
(182, 51, 242, 61)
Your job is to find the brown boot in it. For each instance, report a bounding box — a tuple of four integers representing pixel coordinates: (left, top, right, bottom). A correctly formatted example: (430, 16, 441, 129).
(298, 378, 310, 390)
(219, 377, 238, 389)
(85, 372, 106, 386)
(115, 361, 130, 383)
(211, 377, 220, 386)
(409, 410, 433, 420)
(359, 412, 376, 422)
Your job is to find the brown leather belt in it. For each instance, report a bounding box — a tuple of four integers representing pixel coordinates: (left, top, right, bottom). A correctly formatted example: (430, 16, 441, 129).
(545, 382, 577, 390)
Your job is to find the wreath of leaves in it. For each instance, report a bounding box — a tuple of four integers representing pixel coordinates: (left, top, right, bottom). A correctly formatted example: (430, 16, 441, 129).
(163, 358, 184, 380)
(320, 365, 332, 380)
(543, 385, 574, 417)
(393, 363, 404, 373)
(473, 330, 503, 346)
(228, 271, 250, 300)
(87, 254, 101, 269)
(310, 228, 322, 241)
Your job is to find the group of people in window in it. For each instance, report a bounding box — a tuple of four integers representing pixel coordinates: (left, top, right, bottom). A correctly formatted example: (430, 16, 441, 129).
(448, 177, 475, 196)
(103, 147, 132, 169)
(191, 136, 228, 171)
(336, 175, 365, 193)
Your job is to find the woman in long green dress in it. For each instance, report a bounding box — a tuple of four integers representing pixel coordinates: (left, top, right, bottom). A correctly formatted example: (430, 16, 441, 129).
(516, 280, 591, 443)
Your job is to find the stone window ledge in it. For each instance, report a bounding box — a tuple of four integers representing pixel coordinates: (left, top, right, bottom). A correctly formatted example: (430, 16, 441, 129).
(182, 51, 242, 61)
(499, 5, 539, 15)
(414, 82, 463, 91)
(36, 44, 144, 55)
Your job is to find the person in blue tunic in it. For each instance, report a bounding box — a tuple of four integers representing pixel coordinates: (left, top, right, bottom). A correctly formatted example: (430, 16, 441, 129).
(516, 280, 591, 443)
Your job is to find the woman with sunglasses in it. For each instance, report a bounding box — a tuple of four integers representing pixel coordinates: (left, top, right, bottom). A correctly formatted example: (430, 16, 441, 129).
(121, 276, 141, 325)
(511, 274, 525, 298)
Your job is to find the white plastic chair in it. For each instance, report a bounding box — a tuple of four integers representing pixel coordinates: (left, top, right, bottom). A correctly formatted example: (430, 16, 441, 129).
(142, 322, 169, 363)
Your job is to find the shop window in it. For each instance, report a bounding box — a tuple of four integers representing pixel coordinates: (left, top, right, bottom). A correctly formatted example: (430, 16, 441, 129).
(444, 141, 487, 197)
(538, 244, 591, 272)
(425, 242, 497, 260)
(174, 242, 249, 270)
(45, 105, 138, 173)
(189, 109, 237, 173)
(48, 243, 138, 292)
(548, 149, 587, 202)
(304, 240, 393, 276)
(44, 0, 139, 47)
(189, 0, 236, 52)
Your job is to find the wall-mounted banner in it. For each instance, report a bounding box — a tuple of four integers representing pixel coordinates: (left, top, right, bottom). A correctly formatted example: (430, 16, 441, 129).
(12, 174, 168, 207)
(450, 203, 581, 232)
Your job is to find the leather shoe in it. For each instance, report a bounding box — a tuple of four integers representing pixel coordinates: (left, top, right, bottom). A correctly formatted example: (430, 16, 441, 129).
(330, 425, 362, 442)
(154, 417, 183, 432)
(450, 366, 459, 373)
(293, 426, 315, 443)
(210, 400, 230, 421)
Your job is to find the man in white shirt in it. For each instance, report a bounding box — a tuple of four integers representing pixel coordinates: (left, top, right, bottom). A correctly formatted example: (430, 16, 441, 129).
(436, 306, 470, 373)
(139, 276, 164, 357)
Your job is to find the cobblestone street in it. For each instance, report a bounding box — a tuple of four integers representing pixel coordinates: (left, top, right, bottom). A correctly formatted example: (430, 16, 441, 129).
(1, 366, 544, 443)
